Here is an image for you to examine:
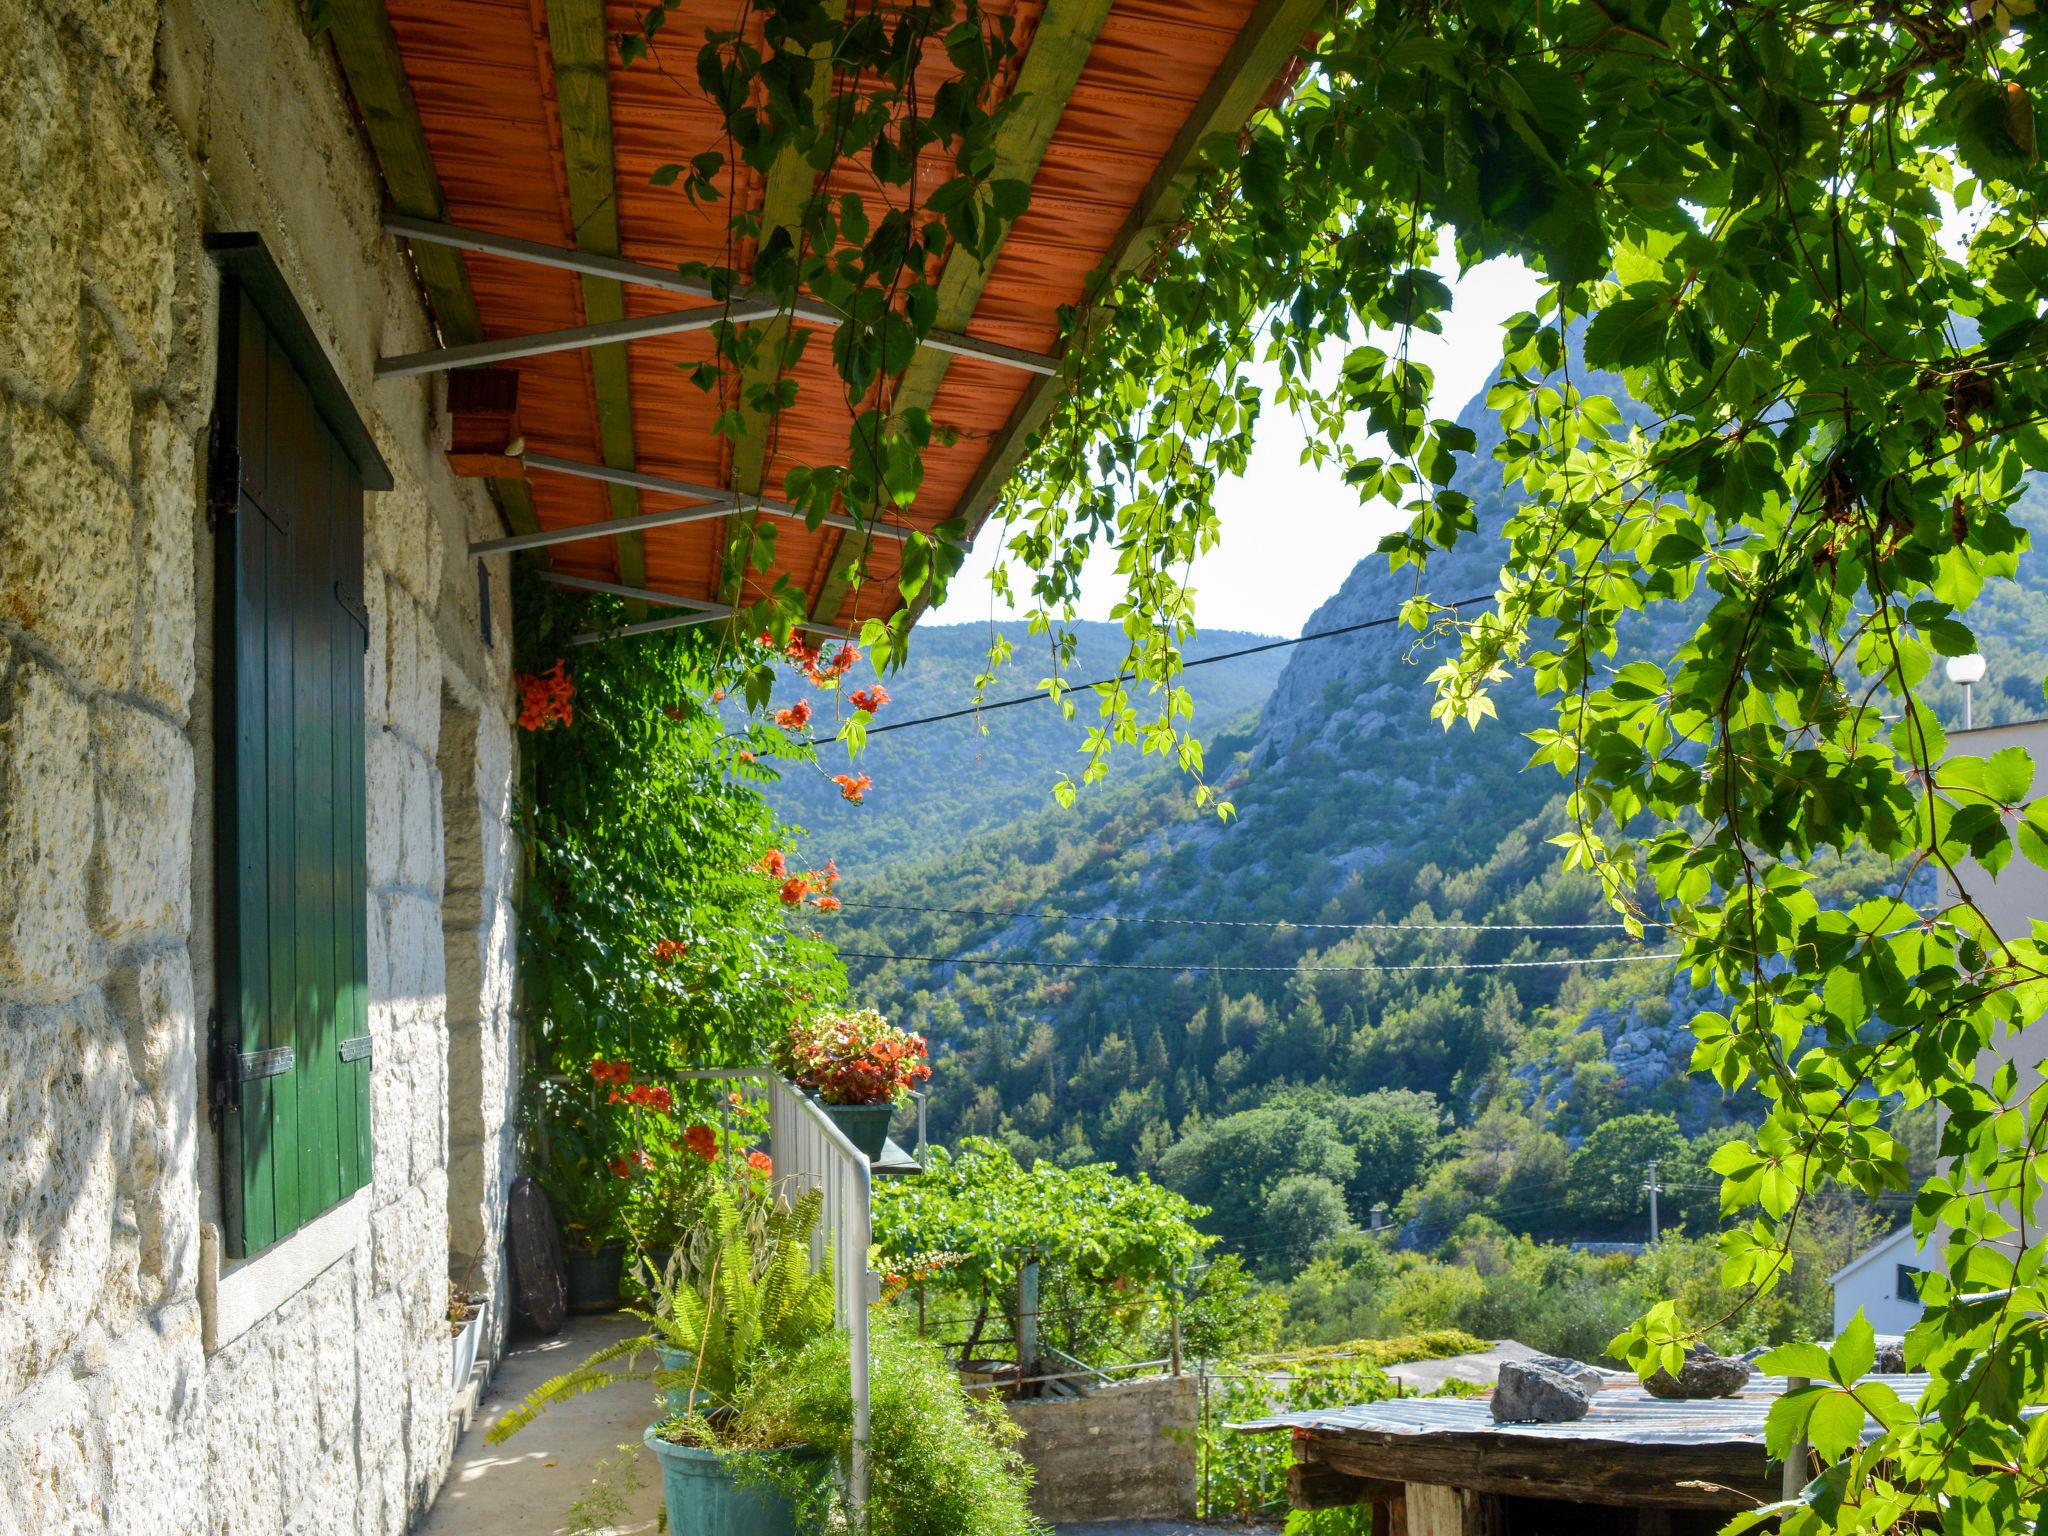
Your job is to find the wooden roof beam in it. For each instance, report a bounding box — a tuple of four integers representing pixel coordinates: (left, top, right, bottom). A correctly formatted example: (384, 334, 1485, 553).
(716, 0, 849, 607)
(810, 0, 1116, 625)
(545, 0, 650, 608)
(897, 0, 1332, 630)
(325, 0, 542, 541)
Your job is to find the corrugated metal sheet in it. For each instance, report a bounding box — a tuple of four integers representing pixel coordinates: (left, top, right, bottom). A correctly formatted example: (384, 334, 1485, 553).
(1234, 1375, 1931, 1448)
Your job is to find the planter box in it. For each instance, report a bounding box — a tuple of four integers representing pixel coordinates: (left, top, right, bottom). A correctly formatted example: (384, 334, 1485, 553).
(450, 1306, 485, 1395)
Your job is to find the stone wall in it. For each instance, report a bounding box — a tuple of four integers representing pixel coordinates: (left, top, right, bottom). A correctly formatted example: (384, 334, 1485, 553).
(1004, 1377, 1200, 1525)
(0, 0, 522, 1531)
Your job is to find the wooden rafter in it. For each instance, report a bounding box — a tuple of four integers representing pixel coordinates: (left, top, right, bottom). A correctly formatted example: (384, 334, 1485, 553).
(809, 0, 1117, 625)
(326, 0, 541, 539)
(716, 0, 850, 607)
(544, 0, 648, 610)
(901, 0, 1332, 627)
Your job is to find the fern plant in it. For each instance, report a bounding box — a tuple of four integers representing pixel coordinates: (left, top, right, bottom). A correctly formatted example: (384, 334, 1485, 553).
(488, 1183, 835, 1444)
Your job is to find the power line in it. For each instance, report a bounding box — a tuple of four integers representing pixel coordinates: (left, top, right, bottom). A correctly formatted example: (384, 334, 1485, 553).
(836, 948, 1679, 975)
(837, 897, 1662, 934)
(860, 591, 1499, 738)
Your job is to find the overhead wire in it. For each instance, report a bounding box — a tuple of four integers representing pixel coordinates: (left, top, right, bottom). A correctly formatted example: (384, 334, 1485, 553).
(835, 949, 1679, 974)
(859, 591, 1500, 737)
(836, 897, 1665, 934)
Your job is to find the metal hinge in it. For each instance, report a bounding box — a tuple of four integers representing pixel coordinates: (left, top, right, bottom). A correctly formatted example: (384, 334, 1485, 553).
(233, 1045, 295, 1082)
(338, 1034, 373, 1065)
(205, 414, 241, 529)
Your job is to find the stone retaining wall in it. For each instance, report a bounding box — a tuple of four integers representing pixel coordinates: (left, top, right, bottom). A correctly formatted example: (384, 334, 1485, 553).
(0, 0, 521, 1531)
(1005, 1376, 1201, 1525)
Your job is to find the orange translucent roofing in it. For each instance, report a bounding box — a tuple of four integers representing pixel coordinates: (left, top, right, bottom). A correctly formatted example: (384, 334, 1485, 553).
(370, 0, 1315, 632)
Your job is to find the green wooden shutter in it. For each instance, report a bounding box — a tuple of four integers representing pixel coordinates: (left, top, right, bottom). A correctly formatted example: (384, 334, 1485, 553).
(212, 250, 381, 1259)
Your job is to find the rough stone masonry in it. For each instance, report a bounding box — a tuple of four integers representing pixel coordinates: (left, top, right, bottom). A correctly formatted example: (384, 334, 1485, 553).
(0, 0, 523, 1530)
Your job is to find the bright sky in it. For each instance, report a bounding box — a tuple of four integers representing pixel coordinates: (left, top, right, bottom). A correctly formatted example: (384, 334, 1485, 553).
(926, 254, 1545, 638)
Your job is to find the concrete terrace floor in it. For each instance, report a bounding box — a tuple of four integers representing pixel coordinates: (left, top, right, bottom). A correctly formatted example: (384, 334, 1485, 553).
(421, 1313, 664, 1536)
(421, 1314, 1285, 1536)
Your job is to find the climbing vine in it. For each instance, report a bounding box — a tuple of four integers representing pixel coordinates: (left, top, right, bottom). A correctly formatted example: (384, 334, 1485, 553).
(553, 0, 2048, 1525)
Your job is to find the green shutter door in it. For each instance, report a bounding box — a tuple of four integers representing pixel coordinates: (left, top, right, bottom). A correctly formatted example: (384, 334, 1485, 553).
(216, 283, 373, 1259)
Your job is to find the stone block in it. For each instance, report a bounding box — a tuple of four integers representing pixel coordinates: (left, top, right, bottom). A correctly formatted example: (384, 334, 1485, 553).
(78, 311, 134, 477)
(369, 1049, 412, 1199)
(369, 1180, 434, 1295)
(385, 589, 441, 752)
(86, 70, 178, 378)
(91, 699, 194, 943)
(380, 890, 442, 1009)
(363, 573, 389, 729)
(101, 1309, 206, 1536)
(106, 947, 200, 1299)
(205, 1325, 284, 1536)
(397, 746, 439, 891)
(352, 1291, 409, 1536)
(0, 4, 85, 396)
(134, 401, 197, 718)
(0, 991, 131, 1401)
(367, 475, 442, 608)
(53, 0, 158, 94)
(364, 728, 405, 888)
(0, 656, 97, 1001)
(410, 1041, 446, 1179)
(1, 406, 137, 695)
(0, 1375, 102, 1536)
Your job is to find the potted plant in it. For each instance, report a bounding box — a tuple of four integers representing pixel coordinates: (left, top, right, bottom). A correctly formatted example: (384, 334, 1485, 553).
(488, 1181, 837, 1536)
(772, 1008, 931, 1160)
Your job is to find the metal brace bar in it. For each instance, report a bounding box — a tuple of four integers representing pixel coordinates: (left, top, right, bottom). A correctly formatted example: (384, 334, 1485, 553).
(557, 581, 855, 647)
(465, 453, 917, 557)
(234, 1045, 296, 1082)
(376, 300, 778, 379)
(527, 453, 912, 541)
(540, 571, 732, 613)
(469, 499, 736, 559)
(338, 1035, 374, 1064)
(385, 215, 1059, 376)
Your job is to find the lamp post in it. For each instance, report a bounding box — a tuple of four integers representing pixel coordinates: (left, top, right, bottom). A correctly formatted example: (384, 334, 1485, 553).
(1946, 653, 1987, 730)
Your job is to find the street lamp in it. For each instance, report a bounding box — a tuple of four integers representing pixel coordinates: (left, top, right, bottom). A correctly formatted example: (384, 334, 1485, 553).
(1946, 653, 1987, 730)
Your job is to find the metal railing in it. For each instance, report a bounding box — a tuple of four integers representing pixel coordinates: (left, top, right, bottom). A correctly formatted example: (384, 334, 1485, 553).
(679, 1068, 873, 1512)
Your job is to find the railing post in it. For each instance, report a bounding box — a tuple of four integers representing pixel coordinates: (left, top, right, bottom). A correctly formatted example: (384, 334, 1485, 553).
(1017, 1259, 1039, 1395)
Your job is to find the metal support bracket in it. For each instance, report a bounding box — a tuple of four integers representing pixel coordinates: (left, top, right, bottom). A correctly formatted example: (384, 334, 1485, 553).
(384, 214, 1059, 377)
(465, 453, 915, 558)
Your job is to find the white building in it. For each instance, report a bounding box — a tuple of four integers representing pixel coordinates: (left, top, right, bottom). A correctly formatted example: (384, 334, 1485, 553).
(1828, 1224, 1930, 1336)
(1828, 713, 2048, 1337)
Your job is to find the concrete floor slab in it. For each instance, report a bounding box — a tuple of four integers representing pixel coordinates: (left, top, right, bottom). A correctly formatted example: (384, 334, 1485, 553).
(420, 1313, 666, 1536)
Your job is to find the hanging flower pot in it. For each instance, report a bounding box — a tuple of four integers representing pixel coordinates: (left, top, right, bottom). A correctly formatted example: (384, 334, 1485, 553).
(772, 1009, 930, 1163)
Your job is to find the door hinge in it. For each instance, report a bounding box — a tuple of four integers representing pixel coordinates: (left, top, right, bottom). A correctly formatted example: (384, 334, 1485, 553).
(207, 1007, 234, 1113)
(205, 414, 241, 529)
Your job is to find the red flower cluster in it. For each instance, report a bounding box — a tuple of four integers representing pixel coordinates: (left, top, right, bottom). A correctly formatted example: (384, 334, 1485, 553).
(652, 938, 689, 963)
(774, 698, 812, 731)
(813, 895, 841, 912)
(608, 1148, 653, 1179)
(746, 1151, 773, 1175)
(779, 635, 861, 687)
(612, 1082, 674, 1112)
(682, 1124, 718, 1162)
(762, 853, 841, 908)
(833, 773, 871, 804)
(774, 1008, 931, 1106)
(737, 749, 757, 764)
(589, 1058, 632, 1086)
(847, 685, 889, 715)
(517, 660, 575, 731)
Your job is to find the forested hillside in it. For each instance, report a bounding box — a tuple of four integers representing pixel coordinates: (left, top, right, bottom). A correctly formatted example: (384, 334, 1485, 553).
(758, 621, 1290, 870)
(776, 381, 2047, 1280)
